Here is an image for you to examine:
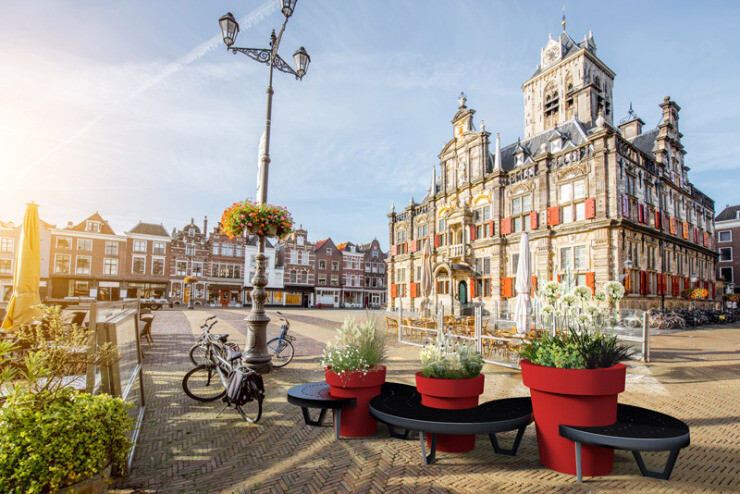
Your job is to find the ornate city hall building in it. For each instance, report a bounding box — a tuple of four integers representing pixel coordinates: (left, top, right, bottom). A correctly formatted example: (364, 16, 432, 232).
(387, 28, 717, 314)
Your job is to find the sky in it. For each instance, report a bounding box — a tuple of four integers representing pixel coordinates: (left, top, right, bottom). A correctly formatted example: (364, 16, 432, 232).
(1, 1, 739, 249)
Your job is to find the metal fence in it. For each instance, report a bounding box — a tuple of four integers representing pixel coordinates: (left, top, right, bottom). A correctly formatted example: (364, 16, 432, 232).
(392, 302, 650, 370)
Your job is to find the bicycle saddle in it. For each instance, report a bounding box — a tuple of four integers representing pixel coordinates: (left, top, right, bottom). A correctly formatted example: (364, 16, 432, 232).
(227, 347, 242, 361)
(216, 334, 229, 343)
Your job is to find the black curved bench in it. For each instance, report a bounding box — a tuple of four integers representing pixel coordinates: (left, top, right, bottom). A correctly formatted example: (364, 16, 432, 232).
(559, 404, 690, 482)
(369, 382, 533, 464)
(287, 382, 356, 440)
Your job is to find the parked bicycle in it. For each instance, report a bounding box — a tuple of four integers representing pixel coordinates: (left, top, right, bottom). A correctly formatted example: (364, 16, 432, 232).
(266, 311, 295, 368)
(182, 335, 264, 423)
(189, 315, 232, 366)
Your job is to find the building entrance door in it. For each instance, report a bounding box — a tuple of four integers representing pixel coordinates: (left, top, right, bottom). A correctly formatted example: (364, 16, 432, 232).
(458, 280, 467, 305)
(220, 290, 229, 307)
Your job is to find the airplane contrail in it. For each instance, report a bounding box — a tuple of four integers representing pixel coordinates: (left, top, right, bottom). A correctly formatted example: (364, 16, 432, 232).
(7, 0, 279, 184)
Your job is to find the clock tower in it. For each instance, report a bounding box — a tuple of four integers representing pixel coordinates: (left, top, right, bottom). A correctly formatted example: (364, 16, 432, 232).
(522, 29, 615, 138)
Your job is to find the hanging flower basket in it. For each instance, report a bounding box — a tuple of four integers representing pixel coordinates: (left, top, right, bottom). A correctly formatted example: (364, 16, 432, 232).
(220, 199, 294, 239)
(183, 276, 199, 284)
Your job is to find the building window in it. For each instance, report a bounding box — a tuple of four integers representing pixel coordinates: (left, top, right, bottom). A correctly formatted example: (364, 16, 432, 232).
(192, 262, 203, 275)
(559, 179, 586, 223)
(511, 195, 532, 232)
(543, 84, 559, 128)
(212, 242, 220, 255)
(330, 275, 339, 286)
(0, 238, 13, 253)
(439, 218, 446, 231)
(176, 261, 187, 276)
(719, 247, 733, 262)
(152, 258, 165, 276)
(85, 221, 101, 233)
(560, 245, 587, 274)
(153, 241, 166, 255)
(719, 230, 732, 243)
(103, 258, 118, 276)
(105, 241, 118, 256)
(221, 244, 234, 257)
(396, 230, 407, 243)
(77, 239, 93, 251)
(326, 248, 332, 256)
(133, 240, 147, 253)
(332, 261, 339, 271)
(396, 268, 406, 283)
(719, 266, 733, 283)
(319, 259, 327, 270)
(132, 256, 146, 275)
(0, 259, 12, 274)
(56, 237, 72, 249)
(417, 224, 428, 238)
(474, 206, 491, 238)
(235, 245, 242, 258)
(75, 256, 92, 275)
(188, 229, 194, 237)
(318, 274, 327, 284)
(372, 250, 378, 258)
(54, 254, 70, 274)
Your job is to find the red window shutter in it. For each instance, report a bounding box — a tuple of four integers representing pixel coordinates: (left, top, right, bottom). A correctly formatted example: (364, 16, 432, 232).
(390, 284, 397, 298)
(586, 272, 596, 295)
(638, 203, 644, 223)
(530, 211, 539, 229)
(434, 234, 440, 248)
(408, 241, 415, 253)
(585, 198, 596, 219)
(703, 232, 709, 247)
(501, 277, 512, 298)
(672, 276, 679, 296)
(501, 217, 512, 235)
(531, 276, 538, 297)
(469, 225, 476, 242)
(682, 222, 689, 239)
(712, 282, 715, 299)
(670, 218, 677, 235)
(640, 270, 647, 295)
(390, 245, 397, 256)
(489, 220, 494, 236)
(469, 278, 476, 298)
(654, 210, 662, 229)
(557, 274, 562, 283)
(547, 206, 560, 226)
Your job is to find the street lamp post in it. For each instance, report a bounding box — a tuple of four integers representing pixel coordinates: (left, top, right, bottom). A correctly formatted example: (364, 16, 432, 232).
(219, 1, 310, 374)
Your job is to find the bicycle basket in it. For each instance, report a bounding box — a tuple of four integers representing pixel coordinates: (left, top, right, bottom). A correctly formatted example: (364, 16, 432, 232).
(225, 368, 264, 406)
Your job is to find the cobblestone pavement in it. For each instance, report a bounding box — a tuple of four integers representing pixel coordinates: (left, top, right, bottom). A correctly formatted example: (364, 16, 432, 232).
(112, 308, 740, 493)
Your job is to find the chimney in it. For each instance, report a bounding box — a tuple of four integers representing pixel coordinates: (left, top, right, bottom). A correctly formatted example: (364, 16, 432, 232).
(67, 221, 73, 228)
(203, 216, 208, 234)
(619, 117, 644, 140)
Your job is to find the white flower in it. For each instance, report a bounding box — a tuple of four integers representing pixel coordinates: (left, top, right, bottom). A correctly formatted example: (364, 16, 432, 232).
(573, 285, 592, 302)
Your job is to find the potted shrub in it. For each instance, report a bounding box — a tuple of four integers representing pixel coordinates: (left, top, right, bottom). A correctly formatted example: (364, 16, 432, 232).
(220, 199, 294, 239)
(322, 316, 387, 437)
(519, 279, 631, 478)
(416, 333, 484, 452)
(0, 306, 133, 493)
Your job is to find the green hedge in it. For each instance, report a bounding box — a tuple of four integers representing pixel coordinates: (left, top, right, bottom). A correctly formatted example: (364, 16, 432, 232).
(0, 389, 132, 494)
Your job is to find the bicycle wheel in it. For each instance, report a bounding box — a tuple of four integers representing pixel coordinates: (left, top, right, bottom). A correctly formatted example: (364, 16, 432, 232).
(189, 341, 226, 366)
(235, 395, 263, 423)
(266, 337, 294, 368)
(182, 364, 226, 402)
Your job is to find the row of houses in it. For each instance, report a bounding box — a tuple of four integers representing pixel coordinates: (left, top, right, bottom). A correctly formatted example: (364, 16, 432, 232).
(0, 214, 387, 308)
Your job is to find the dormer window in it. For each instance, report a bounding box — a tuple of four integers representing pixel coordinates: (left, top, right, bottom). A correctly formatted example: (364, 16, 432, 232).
(188, 229, 194, 237)
(550, 138, 562, 153)
(85, 221, 101, 233)
(516, 152, 525, 166)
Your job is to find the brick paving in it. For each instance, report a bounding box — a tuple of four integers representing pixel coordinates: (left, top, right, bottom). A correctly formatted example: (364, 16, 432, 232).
(112, 308, 740, 493)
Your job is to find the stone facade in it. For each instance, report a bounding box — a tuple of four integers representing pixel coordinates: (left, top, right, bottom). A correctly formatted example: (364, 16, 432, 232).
(387, 28, 716, 314)
(715, 205, 740, 294)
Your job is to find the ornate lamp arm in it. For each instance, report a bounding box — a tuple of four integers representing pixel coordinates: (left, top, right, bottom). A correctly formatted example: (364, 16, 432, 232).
(230, 47, 302, 79)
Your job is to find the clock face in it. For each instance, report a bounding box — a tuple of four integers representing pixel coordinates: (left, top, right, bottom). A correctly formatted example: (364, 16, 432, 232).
(544, 46, 559, 66)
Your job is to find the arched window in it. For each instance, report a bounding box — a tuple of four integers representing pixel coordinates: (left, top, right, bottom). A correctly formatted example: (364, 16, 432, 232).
(565, 73, 574, 119)
(543, 83, 559, 128)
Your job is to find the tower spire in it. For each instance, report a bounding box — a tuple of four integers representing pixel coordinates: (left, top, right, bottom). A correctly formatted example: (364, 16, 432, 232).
(494, 133, 502, 171)
(562, 5, 566, 31)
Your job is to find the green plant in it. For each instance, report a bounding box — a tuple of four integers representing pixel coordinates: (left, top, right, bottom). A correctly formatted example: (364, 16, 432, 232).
(0, 388, 132, 494)
(419, 333, 483, 379)
(518, 330, 631, 370)
(321, 316, 387, 374)
(0, 305, 132, 493)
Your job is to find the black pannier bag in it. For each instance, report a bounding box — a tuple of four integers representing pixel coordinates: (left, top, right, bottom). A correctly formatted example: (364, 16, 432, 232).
(226, 368, 264, 406)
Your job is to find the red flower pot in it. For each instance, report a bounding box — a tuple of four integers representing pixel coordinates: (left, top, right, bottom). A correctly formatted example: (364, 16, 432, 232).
(325, 366, 386, 437)
(415, 372, 485, 452)
(520, 359, 626, 477)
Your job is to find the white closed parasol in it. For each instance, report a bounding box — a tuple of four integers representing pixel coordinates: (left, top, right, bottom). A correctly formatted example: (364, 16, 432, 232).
(513, 232, 532, 335)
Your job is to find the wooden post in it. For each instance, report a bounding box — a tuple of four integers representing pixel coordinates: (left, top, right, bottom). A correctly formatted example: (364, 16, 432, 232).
(398, 301, 403, 343)
(86, 302, 98, 394)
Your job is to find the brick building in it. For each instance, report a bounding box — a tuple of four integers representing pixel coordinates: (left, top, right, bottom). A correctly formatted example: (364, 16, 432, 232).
(716, 205, 740, 294)
(49, 213, 127, 300)
(358, 239, 387, 308)
(314, 238, 342, 307)
(207, 225, 245, 307)
(279, 226, 315, 307)
(338, 242, 365, 308)
(124, 222, 171, 299)
(387, 28, 716, 314)
(170, 219, 209, 306)
(244, 235, 284, 306)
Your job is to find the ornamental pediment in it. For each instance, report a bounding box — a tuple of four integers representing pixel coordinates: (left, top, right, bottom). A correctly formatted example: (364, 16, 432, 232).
(557, 162, 589, 180)
(509, 183, 534, 196)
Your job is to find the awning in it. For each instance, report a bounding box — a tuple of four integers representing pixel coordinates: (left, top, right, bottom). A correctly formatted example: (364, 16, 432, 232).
(208, 284, 242, 291)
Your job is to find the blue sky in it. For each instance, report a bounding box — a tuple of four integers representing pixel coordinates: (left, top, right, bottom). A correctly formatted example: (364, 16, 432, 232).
(1, 1, 738, 248)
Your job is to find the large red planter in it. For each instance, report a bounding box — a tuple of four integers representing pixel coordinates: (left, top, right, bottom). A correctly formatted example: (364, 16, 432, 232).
(325, 366, 386, 437)
(520, 359, 626, 477)
(415, 372, 485, 452)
